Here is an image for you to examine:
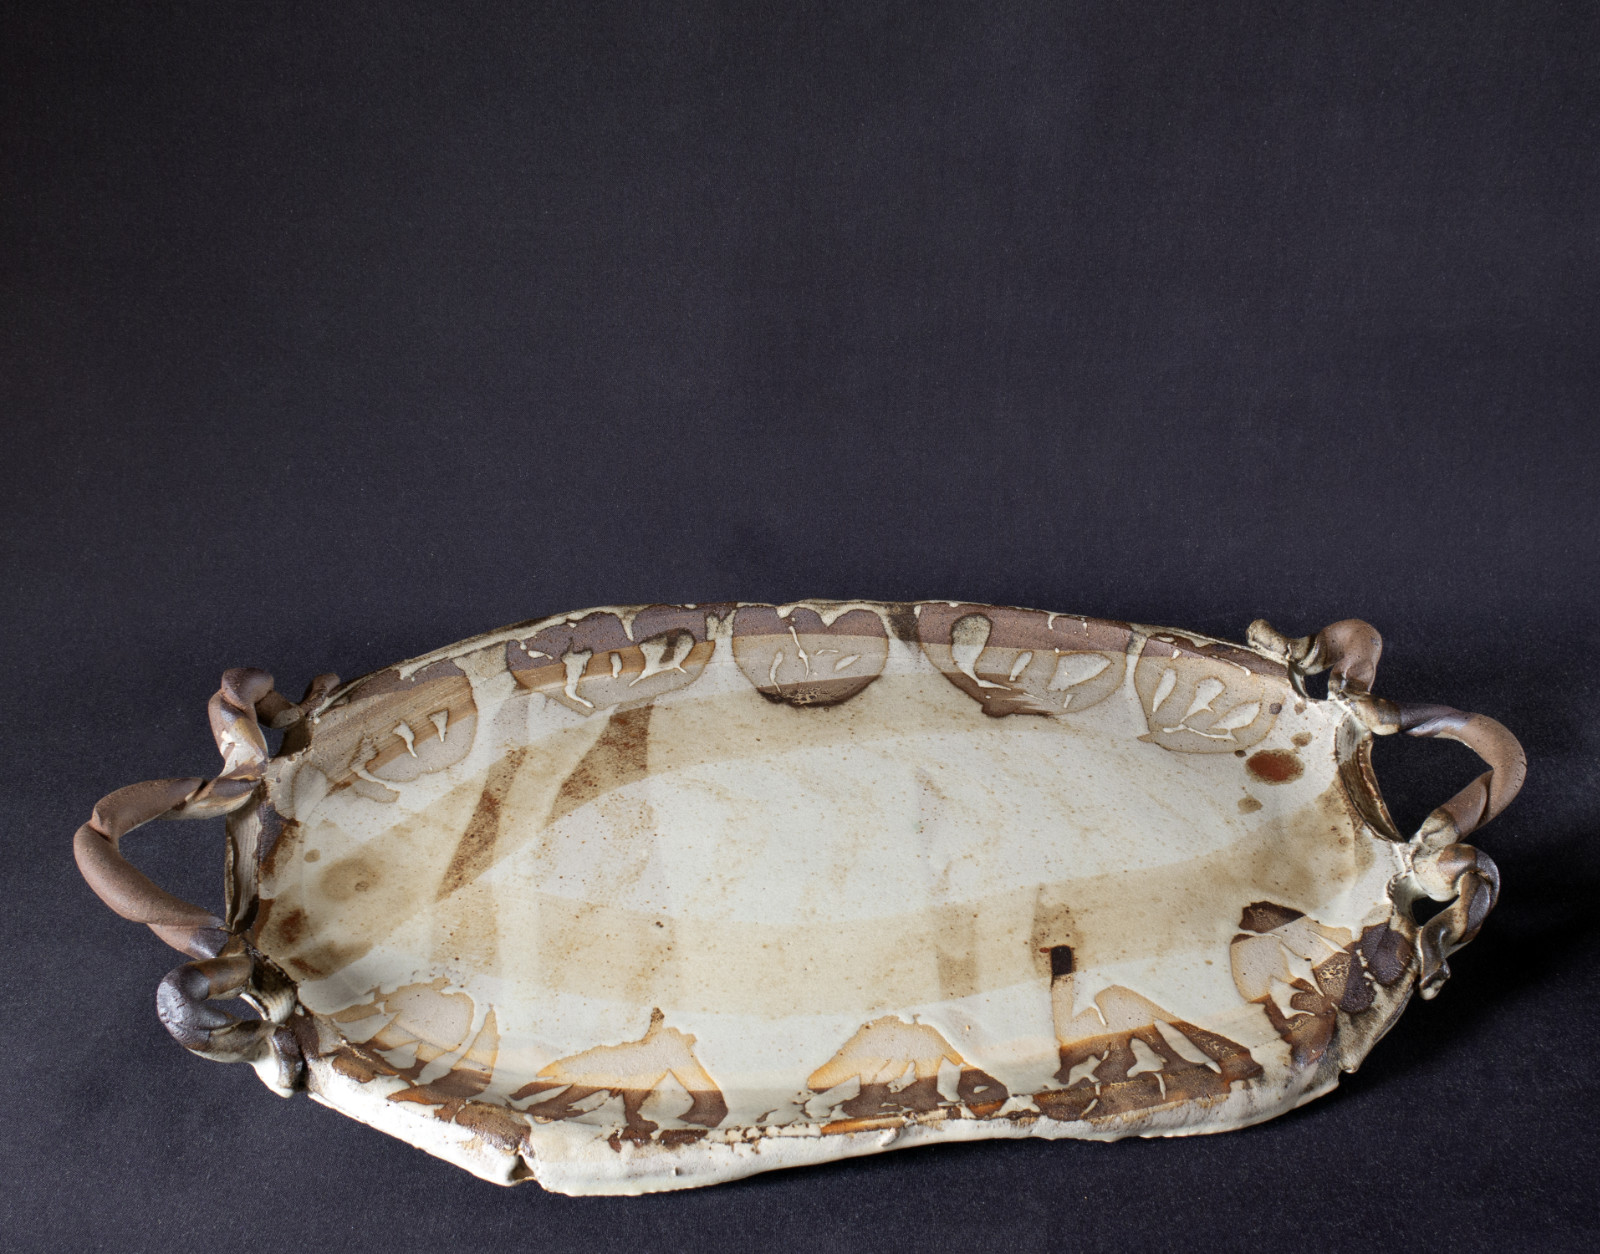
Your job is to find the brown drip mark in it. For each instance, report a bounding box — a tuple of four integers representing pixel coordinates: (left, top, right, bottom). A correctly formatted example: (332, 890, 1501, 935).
(1246, 749, 1304, 784)
(451, 1101, 535, 1155)
(548, 704, 653, 826)
(1361, 922, 1413, 985)
(437, 748, 529, 900)
(1028, 887, 1080, 985)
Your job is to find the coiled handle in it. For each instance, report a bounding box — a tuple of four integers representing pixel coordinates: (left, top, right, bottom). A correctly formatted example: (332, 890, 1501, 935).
(73, 668, 337, 1082)
(1250, 618, 1526, 998)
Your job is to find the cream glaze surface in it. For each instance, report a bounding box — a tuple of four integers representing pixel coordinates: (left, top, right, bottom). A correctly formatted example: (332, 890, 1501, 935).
(238, 602, 1416, 1193)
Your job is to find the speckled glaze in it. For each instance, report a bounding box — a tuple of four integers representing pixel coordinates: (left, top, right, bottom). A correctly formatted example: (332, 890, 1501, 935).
(74, 603, 1524, 1194)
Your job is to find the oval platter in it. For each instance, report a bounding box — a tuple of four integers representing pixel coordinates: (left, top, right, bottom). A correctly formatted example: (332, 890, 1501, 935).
(74, 602, 1525, 1194)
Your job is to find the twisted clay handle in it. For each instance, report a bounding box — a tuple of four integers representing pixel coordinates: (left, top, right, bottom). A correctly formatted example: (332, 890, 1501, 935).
(73, 668, 338, 957)
(1249, 618, 1527, 998)
(1393, 702, 1525, 996)
(73, 667, 336, 1083)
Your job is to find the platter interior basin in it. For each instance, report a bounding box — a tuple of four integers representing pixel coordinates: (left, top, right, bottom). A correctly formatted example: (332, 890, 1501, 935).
(236, 602, 1422, 1193)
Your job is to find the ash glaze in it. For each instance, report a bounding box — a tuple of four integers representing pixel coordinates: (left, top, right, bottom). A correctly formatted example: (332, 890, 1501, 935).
(74, 603, 1526, 1194)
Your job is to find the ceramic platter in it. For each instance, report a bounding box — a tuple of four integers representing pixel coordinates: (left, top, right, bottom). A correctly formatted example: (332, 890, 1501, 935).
(74, 602, 1524, 1194)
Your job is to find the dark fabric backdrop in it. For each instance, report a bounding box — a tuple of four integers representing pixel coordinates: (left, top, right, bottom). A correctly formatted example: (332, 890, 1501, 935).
(3, 3, 1596, 1251)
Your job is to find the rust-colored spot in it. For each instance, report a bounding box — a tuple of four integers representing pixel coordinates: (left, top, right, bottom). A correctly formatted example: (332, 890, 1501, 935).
(1246, 749, 1303, 784)
(1292, 732, 1312, 748)
(275, 907, 308, 946)
(319, 853, 382, 901)
(1237, 796, 1263, 814)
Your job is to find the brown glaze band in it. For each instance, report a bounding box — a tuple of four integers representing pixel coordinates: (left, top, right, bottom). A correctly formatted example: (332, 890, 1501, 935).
(73, 668, 338, 958)
(1253, 618, 1526, 999)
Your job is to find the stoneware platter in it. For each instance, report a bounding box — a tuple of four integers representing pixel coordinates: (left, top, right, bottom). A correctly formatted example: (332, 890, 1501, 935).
(75, 601, 1525, 1194)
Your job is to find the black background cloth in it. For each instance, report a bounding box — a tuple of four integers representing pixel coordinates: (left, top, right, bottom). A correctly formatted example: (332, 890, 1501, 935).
(3, 4, 1596, 1250)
